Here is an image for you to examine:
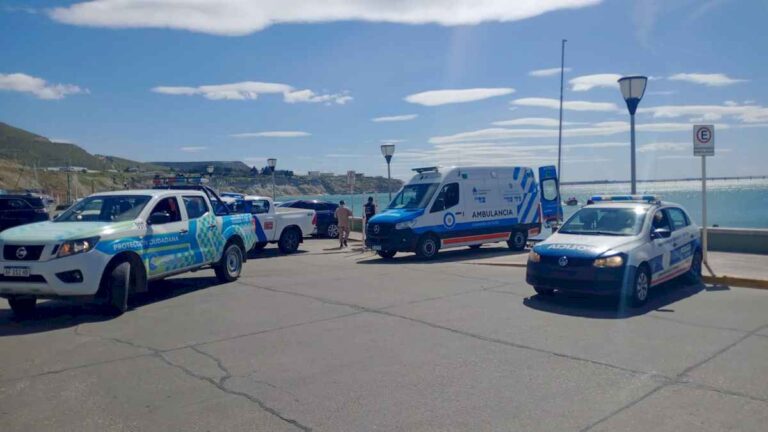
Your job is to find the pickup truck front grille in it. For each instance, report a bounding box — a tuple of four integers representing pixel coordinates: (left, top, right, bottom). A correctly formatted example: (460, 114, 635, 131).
(3, 245, 44, 261)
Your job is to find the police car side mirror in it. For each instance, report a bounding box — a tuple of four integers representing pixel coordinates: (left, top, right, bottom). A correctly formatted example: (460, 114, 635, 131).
(651, 228, 671, 240)
(148, 211, 171, 225)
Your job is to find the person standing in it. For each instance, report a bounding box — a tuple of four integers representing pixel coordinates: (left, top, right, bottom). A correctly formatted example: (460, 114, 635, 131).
(364, 196, 377, 223)
(334, 200, 353, 248)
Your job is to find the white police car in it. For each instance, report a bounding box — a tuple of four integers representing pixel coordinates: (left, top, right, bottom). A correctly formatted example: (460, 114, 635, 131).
(526, 195, 702, 306)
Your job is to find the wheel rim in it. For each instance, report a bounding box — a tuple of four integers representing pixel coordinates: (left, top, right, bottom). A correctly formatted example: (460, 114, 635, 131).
(287, 231, 299, 250)
(423, 239, 436, 256)
(514, 232, 526, 248)
(636, 272, 649, 301)
(226, 248, 241, 276)
(328, 225, 338, 238)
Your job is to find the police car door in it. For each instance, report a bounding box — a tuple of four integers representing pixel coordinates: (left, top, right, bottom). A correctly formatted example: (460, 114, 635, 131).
(145, 196, 189, 277)
(666, 207, 697, 274)
(647, 208, 675, 284)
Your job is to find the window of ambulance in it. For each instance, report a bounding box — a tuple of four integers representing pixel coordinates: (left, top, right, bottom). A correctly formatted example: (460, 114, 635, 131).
(388, 183, 440, 210)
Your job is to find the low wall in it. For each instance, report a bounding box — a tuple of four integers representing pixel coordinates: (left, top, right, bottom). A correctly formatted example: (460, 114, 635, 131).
(706, 227, 768, 255)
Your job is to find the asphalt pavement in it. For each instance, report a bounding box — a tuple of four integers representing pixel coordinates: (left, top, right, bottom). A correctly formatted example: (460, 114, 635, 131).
(1, 239, 767, 432)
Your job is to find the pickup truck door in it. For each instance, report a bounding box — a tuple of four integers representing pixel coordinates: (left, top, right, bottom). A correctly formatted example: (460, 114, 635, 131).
(251, 199, 275, 242)
(182, 195, 219, 264)
(145, 196, 190, 277)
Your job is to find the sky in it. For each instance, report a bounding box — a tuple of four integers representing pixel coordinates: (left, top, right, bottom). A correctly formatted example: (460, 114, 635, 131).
(1, 0, 767, 182)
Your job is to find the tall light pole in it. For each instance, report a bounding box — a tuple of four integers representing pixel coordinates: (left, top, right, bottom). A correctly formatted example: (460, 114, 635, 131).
(617, 76, 648, 194)
(380, 144, 395, 201)
(556, 38, 567, 221)
(267, 158, 277, 200)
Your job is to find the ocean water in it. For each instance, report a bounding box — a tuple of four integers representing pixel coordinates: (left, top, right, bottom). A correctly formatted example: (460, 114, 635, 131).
(277, 178, 768, 229)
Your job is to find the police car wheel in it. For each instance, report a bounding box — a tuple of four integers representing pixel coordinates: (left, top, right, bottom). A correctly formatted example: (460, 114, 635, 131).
(215, 244, 243, 283)
(507, 231, 528, 251)
(533, 286, 554, 296)
(684, 250, 703, 284)
(377, 250, 397, 259)
(8, 296, 36, 317)
(629, 266, 651, 307)
(326, 224, 339, 238)
(416, 235, 440, 259)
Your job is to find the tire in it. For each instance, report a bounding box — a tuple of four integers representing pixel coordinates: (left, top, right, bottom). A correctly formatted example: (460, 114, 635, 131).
(215, 243, 243, 283)
(469, 244, 482, 250)
(326, 223, 339, 239)
(533, 286, 555, 296)
(103, 261, 131, 315)
(278, 228, 301, 254)
(377, 250, 397, 259)
(8, 297, 36, 317)
(507, 231, 528, 251)
(415, 234, 440, 260)
(252, 241, 268, 251)
(684, 250, 703, 284)
(627, 266, 651, 307)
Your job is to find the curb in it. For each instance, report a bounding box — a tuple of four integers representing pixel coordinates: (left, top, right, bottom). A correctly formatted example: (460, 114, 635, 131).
(464, 262, 768, 290)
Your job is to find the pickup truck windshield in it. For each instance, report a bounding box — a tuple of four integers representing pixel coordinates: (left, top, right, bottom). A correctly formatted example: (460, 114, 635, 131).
(388, 183, 439, 210)
(558, 207, 647, 236)
(55, 195, 152, 223)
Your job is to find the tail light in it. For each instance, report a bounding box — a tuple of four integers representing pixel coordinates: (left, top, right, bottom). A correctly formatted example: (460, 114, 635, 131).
(312, 213, 317, 226)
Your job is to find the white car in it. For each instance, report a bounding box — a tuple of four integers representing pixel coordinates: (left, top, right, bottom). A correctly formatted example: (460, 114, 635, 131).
(526, 195, 702, 306)
(0, 187, 257, 316)
(227, 195, 316, 253)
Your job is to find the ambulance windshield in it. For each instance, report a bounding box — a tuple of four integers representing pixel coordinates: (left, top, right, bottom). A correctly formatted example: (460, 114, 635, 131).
(388, 183, 440, 210)
(559, 207, 647, 236)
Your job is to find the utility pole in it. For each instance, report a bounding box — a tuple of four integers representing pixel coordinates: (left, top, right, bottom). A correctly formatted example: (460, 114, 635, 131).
(557, 39, 567, 221)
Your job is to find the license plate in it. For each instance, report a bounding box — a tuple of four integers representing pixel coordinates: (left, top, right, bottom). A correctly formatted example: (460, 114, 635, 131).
(372, 245, 382, 251)
(4, 267, 30, 278)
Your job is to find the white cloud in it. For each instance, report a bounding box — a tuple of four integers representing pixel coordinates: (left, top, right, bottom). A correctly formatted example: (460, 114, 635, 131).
(529, 67, 572, 77)
(152, 81, 350, 104)
(380, 139, 406, 143)
(405, 88, 514, 106)
(569, 73, 622, 91)
(0, 72, 86, 100)
(512, 97, 619, 112)
(637, 142, 687, 153)
(492, 117, 579, 127)
(639, 102, 768, 123)
(646, 90, 676, 96)
(668, 73, 747, 87)
(49, 0, 603, 36)
(230, 131, 311, 138)
(180, 146, 207, 152)
(371, 114, 418, 122)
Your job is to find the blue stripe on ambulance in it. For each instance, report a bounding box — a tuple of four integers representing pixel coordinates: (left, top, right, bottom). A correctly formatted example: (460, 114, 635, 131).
(520, 188, 539, 223)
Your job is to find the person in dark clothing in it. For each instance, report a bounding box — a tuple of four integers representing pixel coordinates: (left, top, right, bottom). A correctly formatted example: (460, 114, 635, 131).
(363, 196, 377, 222)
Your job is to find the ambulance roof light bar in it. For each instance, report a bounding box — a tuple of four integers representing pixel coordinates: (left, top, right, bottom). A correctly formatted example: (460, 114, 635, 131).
(412, 166, 439, 173)
(590, 195, 661, 204)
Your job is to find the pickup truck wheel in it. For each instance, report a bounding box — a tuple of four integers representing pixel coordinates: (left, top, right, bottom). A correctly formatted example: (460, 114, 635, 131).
(8, 297, 36, 317)
(252, 242, 268, 252)
(103, 261, 131, 315)
(278, 228, 301, 254)
(215, 243, 243, 283)
(326, 223, 339, 238)
(415, 234, 440, 260)
(377, 250, 397, 259)
(507, 231, 528, 251)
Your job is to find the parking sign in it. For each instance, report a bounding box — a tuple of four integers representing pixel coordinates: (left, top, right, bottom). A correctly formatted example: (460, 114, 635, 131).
(693, 125, 714, 156)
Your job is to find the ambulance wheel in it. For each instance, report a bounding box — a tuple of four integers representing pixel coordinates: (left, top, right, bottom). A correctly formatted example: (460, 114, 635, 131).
(215, 243, 243, 283)
(533, 286, 554, 296)
(684, 250, 703, 284)
(377, 250, 397, 259)
(251, 241, 268, 252)
(415, 234, 440, 260)
(627, 266, 651, 307)
(507, 231, 528, 251)
(8, 296, 36, 317)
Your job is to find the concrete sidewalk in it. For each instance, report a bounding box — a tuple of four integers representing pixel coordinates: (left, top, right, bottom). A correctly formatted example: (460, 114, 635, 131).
(350, 231, 767, 289)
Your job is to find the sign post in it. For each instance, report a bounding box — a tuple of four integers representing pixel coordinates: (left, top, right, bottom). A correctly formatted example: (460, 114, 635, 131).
(693, 125, 714, 268)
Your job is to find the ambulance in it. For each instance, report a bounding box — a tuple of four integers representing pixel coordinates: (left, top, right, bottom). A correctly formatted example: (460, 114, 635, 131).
(365, 166, 562, 259)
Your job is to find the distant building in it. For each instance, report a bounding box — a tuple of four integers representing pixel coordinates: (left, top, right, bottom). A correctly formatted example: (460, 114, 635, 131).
(308, 171, 320, 177)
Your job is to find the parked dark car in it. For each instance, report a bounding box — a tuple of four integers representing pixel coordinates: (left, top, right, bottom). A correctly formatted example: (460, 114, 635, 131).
(0, 194, 49, 232)
(279, 200, 339, 238)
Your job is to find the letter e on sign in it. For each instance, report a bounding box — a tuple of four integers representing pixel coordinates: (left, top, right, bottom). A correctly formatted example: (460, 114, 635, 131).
(693, 125, 715, 156)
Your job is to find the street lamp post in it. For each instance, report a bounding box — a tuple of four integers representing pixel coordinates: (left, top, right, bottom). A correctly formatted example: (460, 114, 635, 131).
(380, 144, 395, 201)
(267, 158, 277, 200)
(617, 76, 648, 194)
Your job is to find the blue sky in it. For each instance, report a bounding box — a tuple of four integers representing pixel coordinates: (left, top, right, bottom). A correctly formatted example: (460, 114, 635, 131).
(1, 0, 767, 181)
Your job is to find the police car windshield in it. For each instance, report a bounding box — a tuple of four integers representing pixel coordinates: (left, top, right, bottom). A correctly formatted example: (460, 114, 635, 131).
(388, 183, 440, 210)
(559, 207, 647, 236)
(56, 195, 151, 223)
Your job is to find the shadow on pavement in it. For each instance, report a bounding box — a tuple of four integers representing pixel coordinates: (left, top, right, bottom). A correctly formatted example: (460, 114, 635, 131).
(522, 281, 727, 319)
(247, 248, 308, 260)
(0, 275, 222, 336)
(356, 245, 528, 265)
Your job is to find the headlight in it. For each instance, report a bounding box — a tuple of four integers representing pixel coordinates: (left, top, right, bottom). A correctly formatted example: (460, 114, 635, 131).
(395, 219, 417, 230)
(594, 255, 624, 268)
(528, 250, 541, 263)
(57, 237, 100, 258)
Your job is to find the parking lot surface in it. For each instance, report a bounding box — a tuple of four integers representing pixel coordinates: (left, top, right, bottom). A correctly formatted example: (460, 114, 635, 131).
(2, 239, 767, 431)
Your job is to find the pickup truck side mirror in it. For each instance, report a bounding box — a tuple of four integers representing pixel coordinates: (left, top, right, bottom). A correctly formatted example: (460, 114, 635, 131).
(148, 211, 172, 225)
(651, 228, 671, 240)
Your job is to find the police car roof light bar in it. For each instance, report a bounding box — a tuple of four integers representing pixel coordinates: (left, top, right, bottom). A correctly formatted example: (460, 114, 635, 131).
(590, 195, 661, 204)
(412, 166, 439, 173)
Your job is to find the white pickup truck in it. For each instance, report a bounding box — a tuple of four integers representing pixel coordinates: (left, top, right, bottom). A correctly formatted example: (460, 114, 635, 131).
(226, 195, 316, 253)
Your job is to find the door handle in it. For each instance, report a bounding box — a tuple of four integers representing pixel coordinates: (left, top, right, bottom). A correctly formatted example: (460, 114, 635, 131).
(179, 229, 189, 235)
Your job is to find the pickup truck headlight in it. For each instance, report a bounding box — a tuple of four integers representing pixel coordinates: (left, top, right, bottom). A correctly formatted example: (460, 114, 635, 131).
(395, 219, 417, 230)
(594, 255, 624, 268)
(58, 237, 100, 258)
